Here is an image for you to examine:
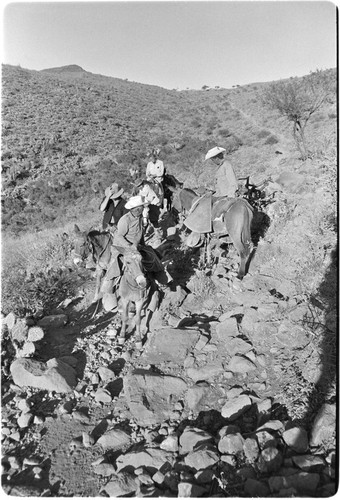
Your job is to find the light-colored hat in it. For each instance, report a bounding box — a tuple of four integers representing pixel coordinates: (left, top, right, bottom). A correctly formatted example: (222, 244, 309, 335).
(205, 146, 226, 160)
(125, 195, 146, 210)
(105, 182, 124, 198)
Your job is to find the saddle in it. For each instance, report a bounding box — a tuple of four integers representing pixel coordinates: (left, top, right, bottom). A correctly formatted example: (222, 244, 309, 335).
(184, 194, 253, 236)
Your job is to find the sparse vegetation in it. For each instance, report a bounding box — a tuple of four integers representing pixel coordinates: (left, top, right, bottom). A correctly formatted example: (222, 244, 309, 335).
(262, 69, 336, 159)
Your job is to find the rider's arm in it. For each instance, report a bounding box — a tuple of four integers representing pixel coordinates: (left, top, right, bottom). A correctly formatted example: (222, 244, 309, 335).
(114, 216, 135, 249)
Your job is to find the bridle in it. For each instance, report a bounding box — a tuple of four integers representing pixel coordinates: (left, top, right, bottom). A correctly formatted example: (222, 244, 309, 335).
(122, 253, 147, 291)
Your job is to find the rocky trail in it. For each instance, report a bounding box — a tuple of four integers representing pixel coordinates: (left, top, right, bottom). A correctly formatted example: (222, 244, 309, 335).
(1, 163, 337, 497)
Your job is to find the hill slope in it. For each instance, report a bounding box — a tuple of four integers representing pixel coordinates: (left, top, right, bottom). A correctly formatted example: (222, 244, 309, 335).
(2, 64, 336, 234)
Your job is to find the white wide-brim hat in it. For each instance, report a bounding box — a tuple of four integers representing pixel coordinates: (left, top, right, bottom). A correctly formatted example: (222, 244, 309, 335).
(205, 146, 226, 160)
(125, 195, 146, 210)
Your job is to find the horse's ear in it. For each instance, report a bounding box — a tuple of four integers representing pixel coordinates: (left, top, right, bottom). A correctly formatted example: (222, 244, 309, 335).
(74, 224, 81, 233)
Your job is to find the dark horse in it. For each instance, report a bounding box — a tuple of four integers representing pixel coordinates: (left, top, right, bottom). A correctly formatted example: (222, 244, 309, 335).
(162, 173, 183, 212)
(73, 226, 159, 347)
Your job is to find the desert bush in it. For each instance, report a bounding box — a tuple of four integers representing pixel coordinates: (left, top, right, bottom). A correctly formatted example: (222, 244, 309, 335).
(257, 129, 271, 139)
(264, 134, 279, 145)
(262, 69, 336, 159)
(1, 231, 80, 316)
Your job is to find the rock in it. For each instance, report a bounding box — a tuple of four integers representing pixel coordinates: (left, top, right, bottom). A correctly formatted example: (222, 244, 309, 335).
(218, 425, 240, 438)
(160, 435, 179, 452)
(152, 470, 165, 484)
(179, 427, 214, 454)
(240, 308, 260, 334)
(268, 472, 320, 494)
(244, 478, 270, 497)
(10, 357, 77, 393)
(215, 317, 239, 340)
(255, 429, 278, 450)
(186, 363, 224, 382)
(282, 426, 309, 453)
(257, 419, 284, 433)
(275, 321, 309, 348)
(223, 337, 253, 357)
(220, 454, 236, 466)
(27, 326, 44, 342)
(218, 432, 245, 455)
(17, 412, 33, 428)
(123, 369, 187, 425)
(97, 428, 131, 452)
(227, 355, 257, 373)
(102, 472, 139, 496)
(82, 432, 95, 448)
(72, 410, 90, 423)
(37, 314, 68, 327)
(310, 404, 336, 448)
(177, 482, 207, 497)
(10, 319, 29, 343)
(243, 437, 260, 463)
(256, 398, 272, 424)
(5, 312, 17, 330)
(17, 399, 31, 413)
(292, 454, 326, 472)
(221, 394, 252, 420)
(116, 448, 175, 473)
(16, 341, 35, 358)
(139, 328, 200, 365)
(257, 447, 283, 473)
(184, 384, 209, 411)
(93, 462, 116, 476)
(94, 388, 112, 403)
(97, 366, 116, 382)
(184, 447, 220, 470)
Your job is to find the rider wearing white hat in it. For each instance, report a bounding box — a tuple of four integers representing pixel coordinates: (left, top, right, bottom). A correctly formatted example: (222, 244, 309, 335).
(112, 195, 147, 250)
(205, 146, 238, 198)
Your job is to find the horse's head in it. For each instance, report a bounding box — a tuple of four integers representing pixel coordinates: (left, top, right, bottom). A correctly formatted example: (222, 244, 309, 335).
(122, 249, 147, 289)
(73, 224, 90, 265)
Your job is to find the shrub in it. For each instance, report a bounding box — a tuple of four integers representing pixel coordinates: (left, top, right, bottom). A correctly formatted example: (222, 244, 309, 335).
(265, 135, 279, 145)
(257, 129, 271, 139)
(1, 232, 80, 316)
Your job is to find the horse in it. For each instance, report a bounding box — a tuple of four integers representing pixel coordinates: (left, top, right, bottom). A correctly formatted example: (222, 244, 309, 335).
(171, 194, 254, 279)
(73, 226, 160, 347)
(73, 226, 113, 303)
(162, 173, 183, 212)
(118, 249, 159, 348)
(169, 186, 199, 218)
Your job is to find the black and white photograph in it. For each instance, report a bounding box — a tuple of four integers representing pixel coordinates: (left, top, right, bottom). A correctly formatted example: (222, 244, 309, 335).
(1, 0, 338, 496)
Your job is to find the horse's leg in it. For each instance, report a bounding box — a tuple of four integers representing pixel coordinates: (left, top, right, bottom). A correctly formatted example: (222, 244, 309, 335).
(118, 298, 129, 344)
(93, 268, 104, 302)
(134, 299, 143, 349)
(225, 204, 252, 280)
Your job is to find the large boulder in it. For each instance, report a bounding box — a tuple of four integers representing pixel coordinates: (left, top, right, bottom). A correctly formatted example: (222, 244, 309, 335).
(139, 328, 201, 366)
(10, 357, 77, 393)
(123, 369, 187, 425)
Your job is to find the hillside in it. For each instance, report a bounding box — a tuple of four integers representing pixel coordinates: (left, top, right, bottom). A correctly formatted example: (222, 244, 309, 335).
(2, 64, 336, 235)
(1, 64, 338, 497)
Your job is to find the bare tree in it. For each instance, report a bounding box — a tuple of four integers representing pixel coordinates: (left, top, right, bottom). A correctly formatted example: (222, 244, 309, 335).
(263, 69, 336, 160)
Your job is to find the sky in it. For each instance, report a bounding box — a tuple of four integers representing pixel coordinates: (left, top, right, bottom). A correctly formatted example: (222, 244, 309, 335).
(1, 1, 337, 90)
